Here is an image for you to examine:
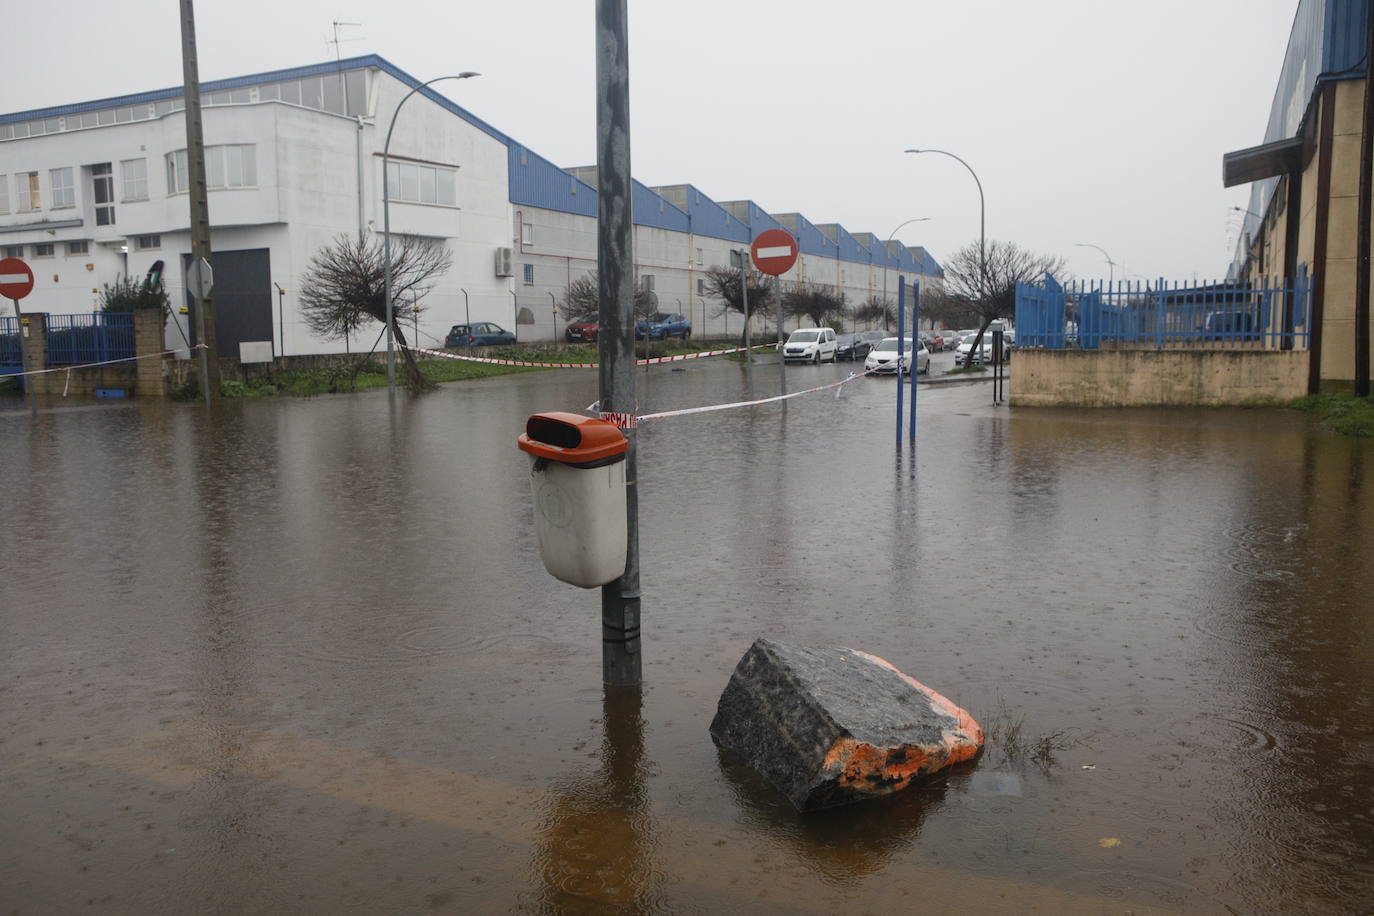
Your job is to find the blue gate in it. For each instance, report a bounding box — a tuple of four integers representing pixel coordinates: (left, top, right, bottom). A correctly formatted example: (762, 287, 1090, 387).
(1015, 273, 1312, 350)
(1, 315, 21, 376)
(45, 312, 135, 365)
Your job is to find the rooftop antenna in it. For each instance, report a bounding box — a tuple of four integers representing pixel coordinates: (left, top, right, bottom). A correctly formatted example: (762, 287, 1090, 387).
(328, 20, 364, 112)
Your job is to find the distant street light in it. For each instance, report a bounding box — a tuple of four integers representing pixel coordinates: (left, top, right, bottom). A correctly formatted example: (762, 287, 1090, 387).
(383, 71, 480, 394)
(1075, 242, 1117, 286)
(882, 217, 931, 326)
(905, 148, 985, 295)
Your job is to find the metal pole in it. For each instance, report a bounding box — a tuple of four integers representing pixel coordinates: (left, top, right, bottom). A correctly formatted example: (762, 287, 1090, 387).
(896, 276, 905, 448)
(461, 288, 470, 326)
(549, 290, 559, 341)
(596, 0, 641, 687)
(739, 249, 751, 363)
(909, 279, 918, 441)
(180, 0, 217, 403)
(274, 282, 285, 358)
(775, 275, 785, 394)
(382, 72, 479, 394)
(1354, 0, 1373, 397)
(906, 149, 983, 301)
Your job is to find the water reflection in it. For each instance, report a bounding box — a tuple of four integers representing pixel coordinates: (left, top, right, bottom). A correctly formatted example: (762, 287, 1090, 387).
(529, 686, 662, 913)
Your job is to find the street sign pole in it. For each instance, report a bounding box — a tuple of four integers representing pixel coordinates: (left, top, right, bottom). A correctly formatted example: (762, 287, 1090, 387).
(748, 230, 798, 384)
(1, 257, 37, 407)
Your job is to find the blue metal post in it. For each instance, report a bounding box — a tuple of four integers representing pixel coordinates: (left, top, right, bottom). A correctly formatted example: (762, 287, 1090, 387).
(909, 280, 918, 441)
(896, 276, 905, 448)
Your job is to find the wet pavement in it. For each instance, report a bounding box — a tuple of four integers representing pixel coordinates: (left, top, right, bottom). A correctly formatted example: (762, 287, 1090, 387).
(1, 357, 1371, 914)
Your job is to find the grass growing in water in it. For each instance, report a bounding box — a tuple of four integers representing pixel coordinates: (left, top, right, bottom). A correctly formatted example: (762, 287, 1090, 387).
(1292, 393, 1374, 438)
(981, 695, 1092, 768)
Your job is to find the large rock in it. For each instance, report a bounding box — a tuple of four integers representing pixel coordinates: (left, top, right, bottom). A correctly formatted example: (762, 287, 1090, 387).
(709, 638, 983, 812)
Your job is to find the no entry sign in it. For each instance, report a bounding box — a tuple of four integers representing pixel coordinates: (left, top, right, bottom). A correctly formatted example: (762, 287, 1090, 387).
(0, 257, 34, 300)
(750, 229, 799, 276)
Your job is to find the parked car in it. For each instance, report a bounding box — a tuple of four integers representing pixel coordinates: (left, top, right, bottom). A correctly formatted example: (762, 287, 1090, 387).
(955, 335, 991, 366)
(939, 331, 960, 350)
(783, 327, 837, 363)
(565, 320, 598, 342)
(635, 312, 692, 339)
(446, 322, 516, 347)
(865, 337, 929, 375)
(834, 333, 873, 361)
(860, 329, 887, 348)
(1199, 310, 1258, 341)
(920, 332, 940, 353)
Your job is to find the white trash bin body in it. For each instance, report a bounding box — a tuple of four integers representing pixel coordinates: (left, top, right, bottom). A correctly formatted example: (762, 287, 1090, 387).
(517, 412, 629, 588)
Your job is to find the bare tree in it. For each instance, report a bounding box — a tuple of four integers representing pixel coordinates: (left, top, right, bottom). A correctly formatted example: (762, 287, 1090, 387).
(299, 234, 452, 391)
(702, 265, 775, 318)
(942, 239, 1066, 354)
(854, 295, 894, 331)
(920, 288, 982, 330)
(783, 281, 848, 329)
(560, 272, 657, 323)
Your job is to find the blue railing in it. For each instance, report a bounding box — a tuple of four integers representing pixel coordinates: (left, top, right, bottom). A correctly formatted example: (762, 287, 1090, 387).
(45, 312, 136, 365)
(1015, 273, 1312, 351)
(1, 315, 20, 371)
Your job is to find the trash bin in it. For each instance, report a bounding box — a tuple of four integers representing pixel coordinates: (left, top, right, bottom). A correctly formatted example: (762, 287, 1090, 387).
(517, 411, 629, 588)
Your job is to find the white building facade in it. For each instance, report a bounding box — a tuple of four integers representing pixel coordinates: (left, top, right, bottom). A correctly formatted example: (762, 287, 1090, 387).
(0, 56, 943, 357)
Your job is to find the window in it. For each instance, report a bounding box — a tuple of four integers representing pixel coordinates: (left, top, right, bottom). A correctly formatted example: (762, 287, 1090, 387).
(521, 222, 533, 245)
(49, 167, 74, 208)
(66, 240, 89, 255)
(32, 243, 55, 258)
(385, 160, 457, 206)
(91, 163, 115, 226)
(121, 158, 147, 201)
(641, 274, 655, 292)
(16, 171, 39, 211)
(523, 264, 534, 286)
(3, 245, 23, 258)
(134, 234, 161, 250)
(0, 174, 7, 214)
(697, 278, 705, 296)
(167, 145, 257, 193)
(696, 247, 703, 266)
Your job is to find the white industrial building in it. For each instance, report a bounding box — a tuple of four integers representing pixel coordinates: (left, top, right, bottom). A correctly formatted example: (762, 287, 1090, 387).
(0, 56, 943, 358)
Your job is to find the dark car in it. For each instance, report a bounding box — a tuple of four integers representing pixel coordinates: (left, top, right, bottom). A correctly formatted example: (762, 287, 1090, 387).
(834, 333, 872, 361)
(1199, 310, 1258, 341)
(635, 312, 691, 340)
(565, 321, 598, 342)
(445, 322, 516, 347)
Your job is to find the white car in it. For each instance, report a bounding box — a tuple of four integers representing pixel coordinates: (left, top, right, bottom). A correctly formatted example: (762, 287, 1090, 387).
(783, 327, 837, 363)
(955, 336, 991, 366)
(865, 337, 929, 375)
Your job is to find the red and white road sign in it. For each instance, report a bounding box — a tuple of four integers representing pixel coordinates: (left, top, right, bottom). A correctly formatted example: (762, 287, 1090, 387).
(0, 257, 35, 300)
(750, 228, 799, 276)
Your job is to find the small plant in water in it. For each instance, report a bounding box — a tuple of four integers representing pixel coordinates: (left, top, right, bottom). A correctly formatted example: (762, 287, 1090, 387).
(982, 695, 1091, 768)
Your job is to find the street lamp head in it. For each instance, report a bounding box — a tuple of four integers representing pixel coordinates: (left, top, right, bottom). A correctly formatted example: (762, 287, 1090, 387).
(456, 71, 480, 79)
(903, 148, 923, 154)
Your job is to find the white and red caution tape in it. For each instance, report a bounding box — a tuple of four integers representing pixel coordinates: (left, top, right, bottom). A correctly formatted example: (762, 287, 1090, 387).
(406, 343, 773, 369)
(2, 345, 201, 378)
(589, 366, 880, 428)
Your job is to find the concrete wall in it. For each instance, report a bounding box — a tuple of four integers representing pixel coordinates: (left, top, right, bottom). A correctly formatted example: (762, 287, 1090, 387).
(1011, 349, 1311, 407)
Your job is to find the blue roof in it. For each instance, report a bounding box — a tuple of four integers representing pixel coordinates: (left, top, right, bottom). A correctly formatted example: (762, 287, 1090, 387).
(648, 184, 748, 242)
(772, 213, 838, 259)
(816, 223, 869, 266)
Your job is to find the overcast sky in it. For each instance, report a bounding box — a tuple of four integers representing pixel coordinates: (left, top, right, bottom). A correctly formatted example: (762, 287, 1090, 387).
(5, 0, 1300, 282)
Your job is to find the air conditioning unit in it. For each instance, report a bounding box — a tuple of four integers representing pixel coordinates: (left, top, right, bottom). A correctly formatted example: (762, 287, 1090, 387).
(494, 247, 513, 277)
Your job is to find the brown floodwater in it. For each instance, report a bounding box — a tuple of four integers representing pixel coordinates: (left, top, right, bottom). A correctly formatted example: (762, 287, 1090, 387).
(1, 360, 1371, 914)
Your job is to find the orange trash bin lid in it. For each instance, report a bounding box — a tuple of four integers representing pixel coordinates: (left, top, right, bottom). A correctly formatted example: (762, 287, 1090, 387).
(517, 412, 629, 465)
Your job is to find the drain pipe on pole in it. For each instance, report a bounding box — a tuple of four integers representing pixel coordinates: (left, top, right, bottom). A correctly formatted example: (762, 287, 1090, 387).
(595, 0, 641, 687)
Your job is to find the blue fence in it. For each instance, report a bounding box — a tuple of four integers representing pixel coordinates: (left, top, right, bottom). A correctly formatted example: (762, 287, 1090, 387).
(1, 315, 20, 372)
(1015, 274, 1312, 350)
(45, 312, 136, 365)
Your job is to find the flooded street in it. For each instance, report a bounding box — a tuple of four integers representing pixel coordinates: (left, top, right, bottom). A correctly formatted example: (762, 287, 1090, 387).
(2, 359, 1372, 914)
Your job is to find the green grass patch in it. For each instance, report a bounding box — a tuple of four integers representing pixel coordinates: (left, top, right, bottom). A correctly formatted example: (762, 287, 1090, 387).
(1292, 393, 1374, 437)
(943, 365, 989, 376)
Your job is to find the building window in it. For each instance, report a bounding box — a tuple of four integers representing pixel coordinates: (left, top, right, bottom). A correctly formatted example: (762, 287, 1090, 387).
(32, 243, 55, 258)
(49, 167, 75, 208)
(91, 163, 115, 226)
(167, 145, 257, 193)
(0, 174, 7, 214)
(696, 246, 703, 266)
(385, 160, 457, 207)
(134, 234, 160, 250)
(121, 158, 148, 201)
(16, 171, 39, 211)
(66, 240, 89, 255)
(3, 245, 23, 258)
(523, 264, 534, 286)
(697, 278, 705, 296)
(521, 222, 533, 245)
(641, 274, 655, 292)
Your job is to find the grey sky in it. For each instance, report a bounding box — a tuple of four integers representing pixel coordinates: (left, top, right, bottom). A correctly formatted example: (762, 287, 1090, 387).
(5, 0, 1299, 282)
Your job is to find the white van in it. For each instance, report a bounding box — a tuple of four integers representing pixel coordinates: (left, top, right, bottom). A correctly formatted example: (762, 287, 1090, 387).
(783, 327, 837, 364)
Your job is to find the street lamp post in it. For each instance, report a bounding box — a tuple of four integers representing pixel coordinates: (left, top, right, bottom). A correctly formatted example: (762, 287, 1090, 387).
(383, 72, 479, 394)
(884, 217, 930, 330)
(1075, 242, 1116, 287)
(905, 149, 985, 298)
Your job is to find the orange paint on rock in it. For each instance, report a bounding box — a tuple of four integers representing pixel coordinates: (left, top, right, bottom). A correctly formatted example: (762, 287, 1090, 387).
(853, 649, 985, 749)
